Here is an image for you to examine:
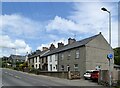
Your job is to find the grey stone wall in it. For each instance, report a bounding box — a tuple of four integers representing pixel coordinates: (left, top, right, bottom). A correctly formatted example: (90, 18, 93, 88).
(58, 47, 86, 77)
(85, 34, 114, 71)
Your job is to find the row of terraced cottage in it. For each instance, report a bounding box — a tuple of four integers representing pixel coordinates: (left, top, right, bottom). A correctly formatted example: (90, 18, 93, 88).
(28, 32, 114, 77)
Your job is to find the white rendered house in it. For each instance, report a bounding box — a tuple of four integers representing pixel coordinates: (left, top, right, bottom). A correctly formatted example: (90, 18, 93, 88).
(48, 54, 58, 71)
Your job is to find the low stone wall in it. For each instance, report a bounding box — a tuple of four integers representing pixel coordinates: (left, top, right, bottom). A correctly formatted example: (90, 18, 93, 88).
(37, 71, 69, 79)
(37, 71, 80, 79)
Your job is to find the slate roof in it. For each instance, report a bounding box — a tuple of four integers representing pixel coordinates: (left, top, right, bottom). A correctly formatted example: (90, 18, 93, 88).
(9, 55, 26, 60)
(42, 33, 101, 57)
(28, 50, 49, 58)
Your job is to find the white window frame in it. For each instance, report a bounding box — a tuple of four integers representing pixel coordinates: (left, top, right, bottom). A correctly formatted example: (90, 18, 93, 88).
(61, 53, 64, 60)
(50, 56, 52, 62)
(68, 51, 71, 57)
(76, 50, 80, 59)
(74, 64, 78, 71)
(55, 55, 58, 61)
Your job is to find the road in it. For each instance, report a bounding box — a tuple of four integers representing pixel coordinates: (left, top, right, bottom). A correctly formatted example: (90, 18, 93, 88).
(1, 68, 107, 88)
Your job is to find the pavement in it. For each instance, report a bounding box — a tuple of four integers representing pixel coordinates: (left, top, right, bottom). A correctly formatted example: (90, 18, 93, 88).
(1, 68, 107, 87)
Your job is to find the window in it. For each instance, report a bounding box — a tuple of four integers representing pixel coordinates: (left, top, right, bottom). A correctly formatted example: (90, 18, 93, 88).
(42, 58, 44, 63)
(76, 50, 79, 59)
(37, 56, 39, 62)
(55, 55, 58, 61)
(50, 56, 52, 62)
(36, 57, 37, 63)
(74, 64, 78, 71)
(67, 51, 71, 60)
(61, 53, 64, 60)
(50, 64, 52, 71)
(39, 58, 41, 62)
(61, 65, 64, 71)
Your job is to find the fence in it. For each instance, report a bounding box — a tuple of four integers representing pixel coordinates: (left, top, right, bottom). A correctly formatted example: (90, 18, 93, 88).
(98, 70, 109, 86)
(98, 70, 120, 86)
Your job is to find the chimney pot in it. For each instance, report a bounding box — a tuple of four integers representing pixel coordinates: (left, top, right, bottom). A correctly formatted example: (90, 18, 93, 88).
(49, 44, 56, 50)
(58, 42, 64, 48)
(68, 38, 76, 44)
(42, 47, 48, 51)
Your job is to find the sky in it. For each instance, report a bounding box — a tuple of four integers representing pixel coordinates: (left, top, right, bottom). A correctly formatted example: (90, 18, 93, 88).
(0, 0, 119, 57)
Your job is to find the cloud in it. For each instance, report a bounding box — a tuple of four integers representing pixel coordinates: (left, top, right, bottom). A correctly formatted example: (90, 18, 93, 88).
(0, 35, 32, 57)
(69, 2, 118, 48)
(1, 14, 43, 39)
(46, 16, 84, 33)
(14, 40, 27, 48)
(46, 2, 118, 48)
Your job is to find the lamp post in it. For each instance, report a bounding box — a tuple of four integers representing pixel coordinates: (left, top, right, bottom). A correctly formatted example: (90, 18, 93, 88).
(101, 7, 112, 87)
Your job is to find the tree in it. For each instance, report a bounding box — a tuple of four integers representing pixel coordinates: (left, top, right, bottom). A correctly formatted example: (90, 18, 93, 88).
(113, 47, 120, 65)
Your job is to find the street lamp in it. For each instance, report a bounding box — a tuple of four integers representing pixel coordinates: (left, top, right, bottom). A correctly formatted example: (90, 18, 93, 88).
(101, 7, 111, 45)
(101, 7, 112, 87)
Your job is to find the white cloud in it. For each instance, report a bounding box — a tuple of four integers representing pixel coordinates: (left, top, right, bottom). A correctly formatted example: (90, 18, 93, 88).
(46, 16, 81, 33)
(69, 2, 118, 48)
(1, 14, 42, 39)
(46, 2, 118, 48)
(0, 35, 32, 57)
(15, 40, 27, 48)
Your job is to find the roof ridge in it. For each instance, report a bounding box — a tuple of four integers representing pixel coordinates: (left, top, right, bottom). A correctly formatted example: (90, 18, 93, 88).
(78, 33, 100, 43)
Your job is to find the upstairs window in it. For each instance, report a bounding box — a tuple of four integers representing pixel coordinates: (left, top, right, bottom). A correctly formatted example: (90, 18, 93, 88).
(50, 56, 52, 62)
(39, 58, 41, 62)
(76, 49, 80, 59)
(32, 58, 34, 63)
(55, 55, 58, 61)
(36, 57, 37, 63)
(61, 53, 64, 60)
(67, 51, 71, 60)
(42, 58, 44, 63)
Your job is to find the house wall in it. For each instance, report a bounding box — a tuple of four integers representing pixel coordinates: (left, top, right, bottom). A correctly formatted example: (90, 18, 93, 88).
(34, 56, 40, 69)
(40, 57, 48, 71)
(48, 54, 58, 71)
(58, 47, 86, 76)
(85, 34, 114, 71)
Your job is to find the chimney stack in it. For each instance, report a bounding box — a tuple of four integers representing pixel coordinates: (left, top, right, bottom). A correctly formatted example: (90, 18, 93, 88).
(36, 50, 41, 54)
(68, 38, 76, 44)
(49, 44, 56, 50)
(42, 47, 48, 51)
(58, 42, 64, 48)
